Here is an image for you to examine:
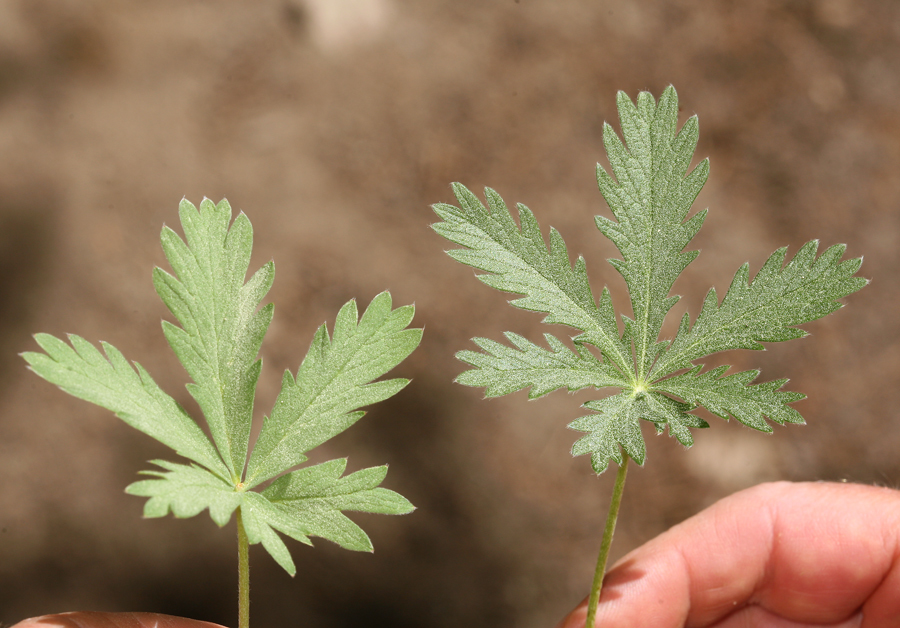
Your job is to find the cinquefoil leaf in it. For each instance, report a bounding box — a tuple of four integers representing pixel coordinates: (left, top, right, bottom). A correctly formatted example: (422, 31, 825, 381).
(25, 199, 420, 576)
(434, 86, 866, 473)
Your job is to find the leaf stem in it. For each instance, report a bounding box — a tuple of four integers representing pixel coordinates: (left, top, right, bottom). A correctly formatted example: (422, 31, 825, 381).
(237, 507, 250, 628)
(585, 452, 629, 627)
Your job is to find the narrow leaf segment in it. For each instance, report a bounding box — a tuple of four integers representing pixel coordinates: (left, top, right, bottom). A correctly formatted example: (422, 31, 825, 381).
(24, 198, 421, 581)
(432, 85, 867, 474)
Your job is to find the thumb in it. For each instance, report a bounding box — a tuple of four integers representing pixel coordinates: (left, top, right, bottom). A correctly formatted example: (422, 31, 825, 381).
(11, 612, 228, 628)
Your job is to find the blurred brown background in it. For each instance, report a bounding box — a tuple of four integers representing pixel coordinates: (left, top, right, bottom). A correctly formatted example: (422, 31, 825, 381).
(0, 0, 897, 626)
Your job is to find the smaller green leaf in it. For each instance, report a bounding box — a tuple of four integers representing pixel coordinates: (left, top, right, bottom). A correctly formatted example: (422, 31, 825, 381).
(263, 458, 414, 555)
(25, 200, 420, 588)
(653, 366, 805, 432)
(569, 393, 646, 472)
(126, 460, 241, 525)
(22, 335, 228, 480)
(456, 332, 628, 398)
(245, 292, 422, 488)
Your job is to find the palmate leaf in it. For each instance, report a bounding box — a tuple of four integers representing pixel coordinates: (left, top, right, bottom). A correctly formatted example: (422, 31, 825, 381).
(433, 86, 867, 473)
(25, 199, 421, 575)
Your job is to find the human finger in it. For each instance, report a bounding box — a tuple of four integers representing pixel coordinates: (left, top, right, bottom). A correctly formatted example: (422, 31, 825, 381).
(10, 611, 228, 628)
(557, 481, 900, 627)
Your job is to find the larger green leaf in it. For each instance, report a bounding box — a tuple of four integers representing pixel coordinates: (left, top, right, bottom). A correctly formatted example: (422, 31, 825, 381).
(433, 86, 867, 473)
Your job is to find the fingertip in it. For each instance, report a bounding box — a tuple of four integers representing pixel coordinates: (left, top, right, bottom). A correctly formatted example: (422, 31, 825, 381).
(554, 596, 587, 628)
(9, 613, 229, 628)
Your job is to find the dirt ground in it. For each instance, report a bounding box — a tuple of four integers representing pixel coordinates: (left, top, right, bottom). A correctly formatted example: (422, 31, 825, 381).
(1, 1, 898, 626)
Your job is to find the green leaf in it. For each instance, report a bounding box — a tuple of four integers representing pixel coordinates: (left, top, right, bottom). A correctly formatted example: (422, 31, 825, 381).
(22, 335, 228, 480)
(456, 332, 628, 398)
(653, 366, 805, 432)
(25, 198, 420, 577)
(126, 459, 243, 525)
(127, 457, 417, 577)
(569, 394, 645, 472)
(640, 389, 708, 447)
(434, 86, 867, 473)
(239, 491, 313, 576)
(245, 291, 422, 488)
(650, 241, 867, 380)
(568, 390, 703, 473)
(154, 198, 273, 482)
(596, 86, 709, 380)
(432, 185, 630, 374)
(263, 458, 415, 554)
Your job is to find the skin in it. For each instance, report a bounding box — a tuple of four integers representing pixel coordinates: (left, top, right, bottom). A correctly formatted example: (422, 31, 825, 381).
(11, 613, 226, 628)
(11, 482, 900, 628)
(557, 481, 900, 628)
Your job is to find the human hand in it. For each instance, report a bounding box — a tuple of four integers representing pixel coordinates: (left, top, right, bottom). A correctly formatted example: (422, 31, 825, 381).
(11, 612, 227, 628)
(556, 481, 900, 627)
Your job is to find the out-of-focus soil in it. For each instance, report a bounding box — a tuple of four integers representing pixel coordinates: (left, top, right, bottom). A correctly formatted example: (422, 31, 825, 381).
(0, 1, 897, 626)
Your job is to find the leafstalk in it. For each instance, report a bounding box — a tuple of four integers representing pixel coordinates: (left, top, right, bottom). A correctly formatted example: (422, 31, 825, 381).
(237, 507, 250, 628)
(585, 453, 629, 627)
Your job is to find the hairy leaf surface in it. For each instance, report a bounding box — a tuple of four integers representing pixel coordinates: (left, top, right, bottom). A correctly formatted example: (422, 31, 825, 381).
(649, 242, 867, 379)
(26, 199, 420, 573)
(245, 292, 421, 487)
(433, 186, 630, 373)
(433, 86, 866, 473)
(456, 332, 627, 398)
(22, 335, 228, 480)
(154, 199, 273, 482)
